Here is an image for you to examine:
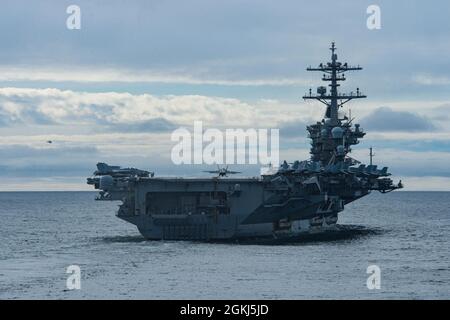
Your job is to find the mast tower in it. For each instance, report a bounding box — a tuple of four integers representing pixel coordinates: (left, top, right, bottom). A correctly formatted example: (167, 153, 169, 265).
(303, 43, 367, 165)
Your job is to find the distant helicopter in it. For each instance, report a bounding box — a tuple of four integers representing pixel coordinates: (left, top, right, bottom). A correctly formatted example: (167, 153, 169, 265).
(203, 165, 241, 178)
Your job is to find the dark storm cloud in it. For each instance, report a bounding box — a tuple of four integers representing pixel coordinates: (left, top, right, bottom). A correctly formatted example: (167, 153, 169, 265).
(360, 107, 436, 132)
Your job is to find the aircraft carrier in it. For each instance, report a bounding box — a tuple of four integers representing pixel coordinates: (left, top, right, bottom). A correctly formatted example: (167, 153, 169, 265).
(87, 43, 403, 241)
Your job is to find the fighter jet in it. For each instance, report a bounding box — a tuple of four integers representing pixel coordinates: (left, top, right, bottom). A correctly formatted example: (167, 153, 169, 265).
(94, 162, 152, 178)
(203, 165, 241, 178)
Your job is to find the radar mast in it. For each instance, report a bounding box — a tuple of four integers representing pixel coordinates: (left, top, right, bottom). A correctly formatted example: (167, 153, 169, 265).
(303, 43, 367, 165)
(303, 42, 366, 125)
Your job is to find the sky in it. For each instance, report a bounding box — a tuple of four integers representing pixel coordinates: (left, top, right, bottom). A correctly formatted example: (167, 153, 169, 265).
(0, 0, 449, 191)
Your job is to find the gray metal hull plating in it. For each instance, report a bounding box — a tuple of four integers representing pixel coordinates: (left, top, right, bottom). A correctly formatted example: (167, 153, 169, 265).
(115, 177, 344, 241)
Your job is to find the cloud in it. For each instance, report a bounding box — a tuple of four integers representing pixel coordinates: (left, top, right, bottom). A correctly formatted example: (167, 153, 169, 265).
(0, 87, 449, 190)
(360, 107, 436, 132)
(0, 1, 449, 191)
(1, 0, 450, 98)
(0, 87, 312, 131)
(429, 104, 450, 122)
(413, 74, 450, 86)
(0, 67, 309, 87)
(351, 148, 450, 178)
(0, 101, 56, 127)
(104, 117, 178, 133)
(0, 144, 99, 177)
(278, 120, 308, 138)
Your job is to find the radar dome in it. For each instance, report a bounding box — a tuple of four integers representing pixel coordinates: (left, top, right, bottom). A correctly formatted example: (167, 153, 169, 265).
(331, 127, 344, 139)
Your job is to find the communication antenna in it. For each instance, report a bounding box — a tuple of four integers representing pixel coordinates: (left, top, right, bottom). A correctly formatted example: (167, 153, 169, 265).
(303, 42, 366, 125)
(369, 147, 375, 166)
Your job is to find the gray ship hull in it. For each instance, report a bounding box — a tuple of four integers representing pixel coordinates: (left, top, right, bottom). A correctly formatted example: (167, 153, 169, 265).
(109, 177, 355, 241)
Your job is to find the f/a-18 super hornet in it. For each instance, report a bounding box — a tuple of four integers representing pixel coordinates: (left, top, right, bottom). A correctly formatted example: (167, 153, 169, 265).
(203, 165, 242, 178)
(87, 43, 402, 241)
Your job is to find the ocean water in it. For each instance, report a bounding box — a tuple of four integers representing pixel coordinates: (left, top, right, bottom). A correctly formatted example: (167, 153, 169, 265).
(0, 191, 448, 299)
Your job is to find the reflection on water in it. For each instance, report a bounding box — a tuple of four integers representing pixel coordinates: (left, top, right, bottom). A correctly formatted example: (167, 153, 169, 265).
(99, 235, 147, 244)
(99, 225, 383, 246)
